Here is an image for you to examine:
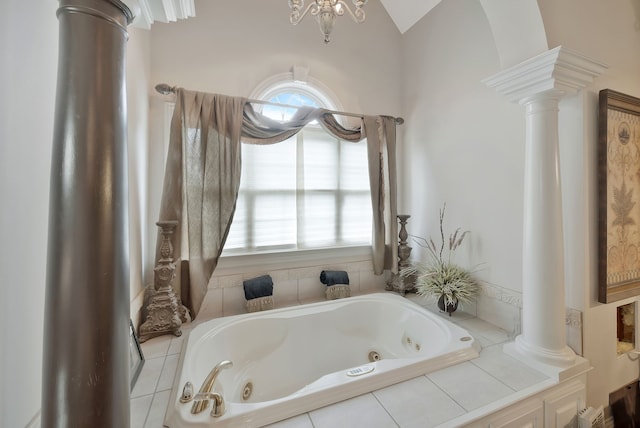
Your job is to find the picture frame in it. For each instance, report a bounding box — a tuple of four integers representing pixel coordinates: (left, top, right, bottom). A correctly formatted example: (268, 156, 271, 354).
(129, 319, 145, 391)
(598, 89, 640, 303)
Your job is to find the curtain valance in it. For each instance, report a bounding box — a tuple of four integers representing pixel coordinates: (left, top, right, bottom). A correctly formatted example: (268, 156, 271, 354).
(241, 103, 364, 144)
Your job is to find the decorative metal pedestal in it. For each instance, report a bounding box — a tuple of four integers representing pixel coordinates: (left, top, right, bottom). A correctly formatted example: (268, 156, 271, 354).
(386, 215, 416, 295)
(139, 221, 183, 342)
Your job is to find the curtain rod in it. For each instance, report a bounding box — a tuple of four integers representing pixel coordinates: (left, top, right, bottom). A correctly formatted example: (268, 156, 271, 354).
(154, 83, 405, 125)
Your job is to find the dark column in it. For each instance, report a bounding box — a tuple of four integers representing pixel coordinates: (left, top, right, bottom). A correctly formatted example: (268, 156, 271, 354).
(43, 1, 133, 426)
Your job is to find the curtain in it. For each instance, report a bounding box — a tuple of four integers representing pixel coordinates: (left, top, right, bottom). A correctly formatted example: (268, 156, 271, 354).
(157, 90, 245, 316)
(241, 103, 363, 144)
(364, 116, 398, 275)
(157, 88, 398, 317)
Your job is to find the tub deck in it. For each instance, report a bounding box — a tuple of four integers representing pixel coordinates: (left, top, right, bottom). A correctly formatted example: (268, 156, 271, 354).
(131, 292, 552, 428)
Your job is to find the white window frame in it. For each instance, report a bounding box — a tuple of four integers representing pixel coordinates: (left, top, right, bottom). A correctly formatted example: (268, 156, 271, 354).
(221, 73, 372, 258)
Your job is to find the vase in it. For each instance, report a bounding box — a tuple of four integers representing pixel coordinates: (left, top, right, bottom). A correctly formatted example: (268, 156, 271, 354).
(437, 295, 458, 316)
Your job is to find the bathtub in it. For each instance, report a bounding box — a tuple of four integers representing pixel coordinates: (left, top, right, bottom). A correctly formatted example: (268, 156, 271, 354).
(164, 293, 480, 428)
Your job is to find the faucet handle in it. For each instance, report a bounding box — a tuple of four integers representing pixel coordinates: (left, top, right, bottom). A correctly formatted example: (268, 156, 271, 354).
(180, 381, 194, 403)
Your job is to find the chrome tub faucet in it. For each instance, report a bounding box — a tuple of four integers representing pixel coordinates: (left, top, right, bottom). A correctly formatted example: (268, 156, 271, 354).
(191, 360, 233, 417)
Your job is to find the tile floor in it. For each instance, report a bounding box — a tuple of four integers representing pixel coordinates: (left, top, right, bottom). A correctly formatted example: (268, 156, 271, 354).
(131, 293, 550, 428)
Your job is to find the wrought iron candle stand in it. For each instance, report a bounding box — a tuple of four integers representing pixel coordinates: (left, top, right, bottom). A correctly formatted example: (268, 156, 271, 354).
(386, 214, 416, 295)
(139, 221, 183, 342)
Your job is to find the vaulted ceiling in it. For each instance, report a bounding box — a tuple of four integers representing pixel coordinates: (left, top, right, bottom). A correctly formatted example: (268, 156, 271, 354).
(378, 0, 441, 34)
(125, 0, 439, 33)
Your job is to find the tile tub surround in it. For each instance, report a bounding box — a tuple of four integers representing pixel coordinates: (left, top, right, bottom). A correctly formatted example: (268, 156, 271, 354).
(198, 258, 388, 319)
(131, 292, 556, 428)
(195, 256, 586, 360)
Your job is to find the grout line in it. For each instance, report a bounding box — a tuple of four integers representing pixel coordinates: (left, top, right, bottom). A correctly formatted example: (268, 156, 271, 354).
(156, 354, 180, 392)
(140, 393, 151, 428)
(133, 391, 157, 399)
(151, 390, 171, 428)
(142, 354, 169, 428)
(371, 391, 402, 428)
(469, 358, 518, 393)
(156, 354, 171, 394)
(131, 392, 157, 428)
(424, 373, 470, 414)
(305, 411, 317, 428)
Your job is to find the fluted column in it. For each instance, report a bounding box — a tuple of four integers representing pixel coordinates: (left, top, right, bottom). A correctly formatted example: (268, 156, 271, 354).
(485, 47, 606, 374)
(43, 1, 134, 426)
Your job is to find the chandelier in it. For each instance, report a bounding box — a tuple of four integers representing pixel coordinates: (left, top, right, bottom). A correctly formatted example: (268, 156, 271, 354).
(289, 0, 368, 44)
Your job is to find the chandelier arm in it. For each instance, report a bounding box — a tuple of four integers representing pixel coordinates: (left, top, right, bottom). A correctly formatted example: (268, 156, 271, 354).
(290, 1, 320, 25)
(337, 0, 366, 23)
(333, 2, 345, 17)
(310, 4, 322, 18)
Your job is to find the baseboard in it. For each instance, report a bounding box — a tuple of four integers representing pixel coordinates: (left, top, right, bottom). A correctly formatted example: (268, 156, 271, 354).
(130, 287, 147, 328)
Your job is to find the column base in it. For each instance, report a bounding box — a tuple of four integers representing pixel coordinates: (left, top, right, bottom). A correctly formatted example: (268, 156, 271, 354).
(504, 337, 590, 381)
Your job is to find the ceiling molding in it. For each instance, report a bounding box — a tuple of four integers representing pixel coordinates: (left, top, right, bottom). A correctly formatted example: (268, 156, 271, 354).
(161, 0, 178, 22)
(123, 0, 428, 34)
(122, 0, 196, 29)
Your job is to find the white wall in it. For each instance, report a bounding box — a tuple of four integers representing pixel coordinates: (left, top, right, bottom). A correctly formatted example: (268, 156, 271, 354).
(400, 0, 640, 410)
(145, 0, 404, 305)
(0, 1, 58, 426)
(149, 0, 402, 116)
(0, 4, 151, 426)
(400, 0, 526, 331)
(538, 0, 640, 408)
(127, 27, 152, 325)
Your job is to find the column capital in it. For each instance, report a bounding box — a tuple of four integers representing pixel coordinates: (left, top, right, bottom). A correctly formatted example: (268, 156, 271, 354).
(484, 46, 607, 104)
(58, 0, 133, 31)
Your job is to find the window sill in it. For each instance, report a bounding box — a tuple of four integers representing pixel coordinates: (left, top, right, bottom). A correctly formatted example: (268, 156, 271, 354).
(215, 246, 372, 276)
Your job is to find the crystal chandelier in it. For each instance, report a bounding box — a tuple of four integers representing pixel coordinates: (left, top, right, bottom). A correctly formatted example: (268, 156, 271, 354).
(289, 0, 368, 44)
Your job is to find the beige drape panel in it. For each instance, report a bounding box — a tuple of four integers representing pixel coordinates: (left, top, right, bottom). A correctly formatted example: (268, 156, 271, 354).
(157, 88, 398, 317)
(157, 90, 245, 315)
(364, 116, 398, 275)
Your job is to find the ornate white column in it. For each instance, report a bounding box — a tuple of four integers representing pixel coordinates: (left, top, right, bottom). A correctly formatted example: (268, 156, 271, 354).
(485, 47, 606, 377)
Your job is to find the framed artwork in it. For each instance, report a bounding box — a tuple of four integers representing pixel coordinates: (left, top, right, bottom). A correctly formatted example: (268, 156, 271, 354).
(130, 319, 145, 391)
(599, 89, 640, 303)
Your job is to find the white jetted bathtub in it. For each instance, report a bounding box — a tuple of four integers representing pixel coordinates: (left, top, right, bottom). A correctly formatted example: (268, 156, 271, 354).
(165, 292, 480, 428)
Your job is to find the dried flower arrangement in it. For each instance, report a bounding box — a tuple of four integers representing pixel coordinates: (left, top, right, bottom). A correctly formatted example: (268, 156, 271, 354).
(401, 204, 479, 314)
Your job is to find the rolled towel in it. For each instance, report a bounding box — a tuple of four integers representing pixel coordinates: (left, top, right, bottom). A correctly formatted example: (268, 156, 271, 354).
(320, 270, 349, 286)
(243, 275, 274, 300)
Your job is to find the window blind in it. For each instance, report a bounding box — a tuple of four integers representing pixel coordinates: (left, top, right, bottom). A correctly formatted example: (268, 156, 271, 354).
(223, 125, 372, 254)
